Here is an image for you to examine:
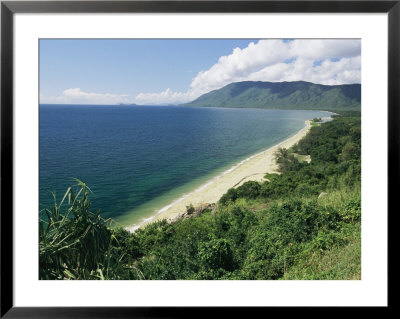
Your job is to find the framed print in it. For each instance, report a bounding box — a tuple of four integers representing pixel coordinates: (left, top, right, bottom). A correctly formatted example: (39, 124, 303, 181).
(1, 0, 397, 316)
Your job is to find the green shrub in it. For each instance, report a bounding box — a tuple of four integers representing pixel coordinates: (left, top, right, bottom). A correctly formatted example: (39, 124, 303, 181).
(198, 237, 235, 271)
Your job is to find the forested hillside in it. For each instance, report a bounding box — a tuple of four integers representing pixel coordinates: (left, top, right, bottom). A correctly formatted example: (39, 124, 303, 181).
(184, 81, 361, 111)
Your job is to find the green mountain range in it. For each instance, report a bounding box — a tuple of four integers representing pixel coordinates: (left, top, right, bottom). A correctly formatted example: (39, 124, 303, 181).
(184, 81, 361, 111)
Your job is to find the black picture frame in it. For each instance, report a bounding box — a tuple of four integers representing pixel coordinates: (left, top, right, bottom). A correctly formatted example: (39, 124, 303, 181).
(1, 0, 396, 317)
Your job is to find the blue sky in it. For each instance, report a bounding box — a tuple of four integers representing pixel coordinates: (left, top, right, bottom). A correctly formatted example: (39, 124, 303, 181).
(40, 39, 361, 105)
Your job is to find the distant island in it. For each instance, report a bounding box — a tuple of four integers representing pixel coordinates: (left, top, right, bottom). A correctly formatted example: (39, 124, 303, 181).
(184, 81, 361, 111)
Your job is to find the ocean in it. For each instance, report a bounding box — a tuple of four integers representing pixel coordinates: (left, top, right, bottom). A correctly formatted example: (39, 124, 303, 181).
(39, 104, 329, 227)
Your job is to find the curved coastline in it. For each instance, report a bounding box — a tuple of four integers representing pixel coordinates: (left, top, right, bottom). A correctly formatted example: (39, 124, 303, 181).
(126, 117, 326, 233)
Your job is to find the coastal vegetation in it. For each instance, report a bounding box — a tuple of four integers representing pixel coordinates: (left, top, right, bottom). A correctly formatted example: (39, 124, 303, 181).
(184, 81, 361, 111)
(39, 113, 361, 280)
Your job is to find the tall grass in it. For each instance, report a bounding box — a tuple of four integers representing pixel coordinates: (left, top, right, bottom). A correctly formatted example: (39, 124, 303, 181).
(39, 179, 136, 280)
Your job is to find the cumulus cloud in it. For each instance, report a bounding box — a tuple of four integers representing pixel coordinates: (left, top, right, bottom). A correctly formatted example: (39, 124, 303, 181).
(40, 88, 130, 105)
(135, 39, 361, 105)
(246, 56, 361, 85)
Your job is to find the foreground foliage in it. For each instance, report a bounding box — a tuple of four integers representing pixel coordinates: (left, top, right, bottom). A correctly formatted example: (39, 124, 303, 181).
(39, 114, 361, 280)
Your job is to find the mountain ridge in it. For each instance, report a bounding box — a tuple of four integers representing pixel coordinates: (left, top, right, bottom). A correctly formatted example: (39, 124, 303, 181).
(184, 81, 361, 111)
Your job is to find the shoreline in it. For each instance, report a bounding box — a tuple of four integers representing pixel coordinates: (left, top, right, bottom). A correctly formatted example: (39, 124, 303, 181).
(126, 119, 317, 232)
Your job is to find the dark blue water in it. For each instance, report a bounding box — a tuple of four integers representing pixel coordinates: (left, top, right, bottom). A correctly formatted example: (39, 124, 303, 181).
(39, 105, 329, 226)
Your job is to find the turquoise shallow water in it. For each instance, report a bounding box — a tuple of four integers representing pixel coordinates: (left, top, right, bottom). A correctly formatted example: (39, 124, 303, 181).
(39, 105, 329, 226)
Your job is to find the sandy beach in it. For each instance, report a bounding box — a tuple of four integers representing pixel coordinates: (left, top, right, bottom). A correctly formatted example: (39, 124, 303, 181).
(127, 120, 312, 232)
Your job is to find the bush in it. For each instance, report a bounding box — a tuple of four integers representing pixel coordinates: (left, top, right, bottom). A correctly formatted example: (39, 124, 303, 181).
(219, 188, 238, 205)
(236, 181, 261, 198)
(198, 237, 235, 271)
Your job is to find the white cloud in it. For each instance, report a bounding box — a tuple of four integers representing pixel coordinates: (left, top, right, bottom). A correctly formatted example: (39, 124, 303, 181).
(245, 56, 361, 85)
(40, 88, 130, 105)
(135, 88, 198, 105)
(135, 39, 361, 104)
(289, 39, 361, 60)
(189, 40, 292, 94)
